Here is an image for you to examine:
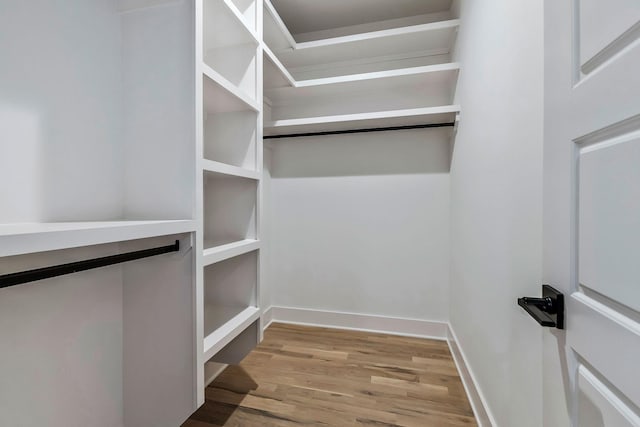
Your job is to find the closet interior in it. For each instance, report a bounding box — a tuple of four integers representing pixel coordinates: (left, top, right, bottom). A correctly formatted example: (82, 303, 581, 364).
(195, 0, 460, 402)
(0, 0, 460, 425)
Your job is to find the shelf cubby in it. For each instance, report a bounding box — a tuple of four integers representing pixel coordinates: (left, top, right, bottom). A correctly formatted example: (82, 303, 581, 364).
(203, 0, 259, 102)
(203, 172, 257, 250)
(203, 64, 259, 114)
(203, 250, 259, 362)
(202, 105, 258, 170)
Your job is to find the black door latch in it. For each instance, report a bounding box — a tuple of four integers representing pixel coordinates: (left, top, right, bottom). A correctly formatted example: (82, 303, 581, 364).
(518, 285, 564, 329)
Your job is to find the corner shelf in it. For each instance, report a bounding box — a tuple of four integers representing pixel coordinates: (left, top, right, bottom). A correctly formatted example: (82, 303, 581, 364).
(203, 305, 260, 362)
(0, 220, 196, 257)
(264, 105, 460, 136)
(263, 0, 459, 71)
(203, 238, 260, 266)
(265, 63, 460, 109)
(282, 20, 459, 70)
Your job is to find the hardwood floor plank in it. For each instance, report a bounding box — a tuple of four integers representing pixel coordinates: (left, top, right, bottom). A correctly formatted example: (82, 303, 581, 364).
(185, 323, 477, 426)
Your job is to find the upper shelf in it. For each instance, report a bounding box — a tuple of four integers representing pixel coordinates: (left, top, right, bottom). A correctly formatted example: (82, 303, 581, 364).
(263, 0, 459, 70)
(264, 105, 460, 137)
(203, 63, 260, 114)
(265, 63, 460, 106)
(0, 220, 196, 257)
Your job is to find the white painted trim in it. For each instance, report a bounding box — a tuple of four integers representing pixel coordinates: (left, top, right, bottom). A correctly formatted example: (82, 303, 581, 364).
(447, 324, 496, 427)
(267, 306, 448, 340)
(262, 306, 274, 331)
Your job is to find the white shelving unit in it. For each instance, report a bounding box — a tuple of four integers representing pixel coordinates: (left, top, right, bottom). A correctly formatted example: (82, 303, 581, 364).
(262, 0, 460, 138)
(197, 0, 264, 400)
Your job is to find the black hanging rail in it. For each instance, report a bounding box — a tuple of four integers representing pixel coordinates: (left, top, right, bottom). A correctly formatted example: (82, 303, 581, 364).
(0, 240, 180, 289)
(263, 122, 455, 139)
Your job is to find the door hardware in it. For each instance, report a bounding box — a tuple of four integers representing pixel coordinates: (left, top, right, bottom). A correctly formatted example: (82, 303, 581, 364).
(518, 285, 564, 329)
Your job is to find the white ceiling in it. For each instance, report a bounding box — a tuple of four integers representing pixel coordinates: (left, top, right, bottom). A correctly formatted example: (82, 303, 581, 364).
(270, 0, 453, 35)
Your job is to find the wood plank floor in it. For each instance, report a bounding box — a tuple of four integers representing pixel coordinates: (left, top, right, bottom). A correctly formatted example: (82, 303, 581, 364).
(184, 323, 477, 427)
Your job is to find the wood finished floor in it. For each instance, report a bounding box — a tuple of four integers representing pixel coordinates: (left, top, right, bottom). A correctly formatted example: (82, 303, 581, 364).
(184, 323, 477, 427)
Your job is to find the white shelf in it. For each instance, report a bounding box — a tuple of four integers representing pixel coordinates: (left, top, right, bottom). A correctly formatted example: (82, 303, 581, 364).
(202, 159, 260, 180)
(203, 64, 260, 114)
(0, 220, 196, 257)
(263, 0, 459, 70)
(203, 305, 260, 362)
(282, 20, 459, 69)
(265, 63, 460, 105)
(264, 105, 460, 136)
(203, 239, 260, 266)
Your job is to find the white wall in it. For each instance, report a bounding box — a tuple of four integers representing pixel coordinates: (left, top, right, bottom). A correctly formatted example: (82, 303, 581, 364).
(0, 0, 124, 222)
(269, 128, 450, 323)
(449, 1, 544, 426)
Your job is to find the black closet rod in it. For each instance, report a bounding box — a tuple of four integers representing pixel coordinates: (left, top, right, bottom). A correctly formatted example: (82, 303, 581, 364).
(0, 240, 180, 289)
(263, 122, 455, 139)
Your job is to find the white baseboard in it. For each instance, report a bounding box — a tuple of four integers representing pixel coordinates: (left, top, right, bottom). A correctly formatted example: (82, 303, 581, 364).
(262, 306, 275, 331)
(264, 306, 448, 340)
(447, 324, 496, 427)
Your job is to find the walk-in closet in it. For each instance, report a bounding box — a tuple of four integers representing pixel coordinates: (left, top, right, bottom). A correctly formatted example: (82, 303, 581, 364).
(2, 0, 639, 426)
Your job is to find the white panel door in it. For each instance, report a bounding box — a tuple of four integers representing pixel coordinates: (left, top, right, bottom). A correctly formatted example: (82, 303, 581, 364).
(544, 0, 640, 425)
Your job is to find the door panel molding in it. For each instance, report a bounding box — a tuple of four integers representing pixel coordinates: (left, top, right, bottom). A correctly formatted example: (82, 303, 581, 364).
(568, 292, 640, 405)
(577, 364, 640, 427)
